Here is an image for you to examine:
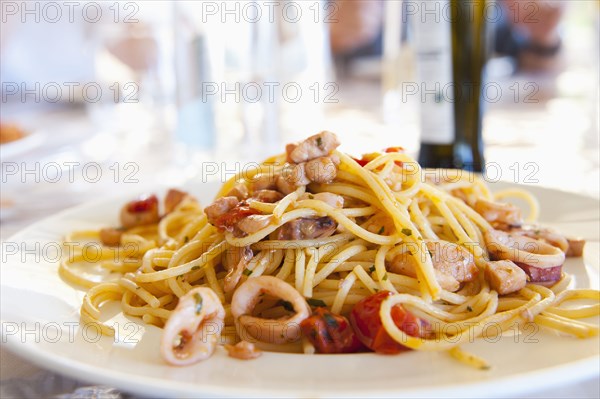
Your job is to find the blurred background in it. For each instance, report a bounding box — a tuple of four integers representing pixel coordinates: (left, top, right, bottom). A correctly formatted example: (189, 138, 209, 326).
(0, 1, 599, 396)
(1, 0, 598, 231)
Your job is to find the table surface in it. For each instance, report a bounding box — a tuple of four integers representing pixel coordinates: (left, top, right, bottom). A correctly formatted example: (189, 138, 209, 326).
(1, 62, 599, 398)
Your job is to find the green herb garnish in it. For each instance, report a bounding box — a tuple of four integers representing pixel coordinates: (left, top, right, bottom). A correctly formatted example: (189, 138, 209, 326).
(382, 273, 388, 281)
(194, 293, 203, 315)
(243, 268, 252, 276)
(378, 226, 385, 234)
(316, 137, 323, 148)
(307, 298, 327, 307)
(401, 228, 412, 236)
(191, 265, 200, 271)
(368, 265, 376, 273)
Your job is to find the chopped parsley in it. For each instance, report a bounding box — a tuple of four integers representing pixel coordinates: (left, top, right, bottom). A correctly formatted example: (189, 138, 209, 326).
(401, 228, 412, 236)
(191, 265, 200, 271)
(378, 226, 385, 234)
(243, 268, 252, 276)
(382, 273, 388, 281)
(277, 300, 294, 312)
(316, 137, 323, 148)
(194, 293, 203, 315)
(307, 298, 327, 307)
(368, 265, 376, 273)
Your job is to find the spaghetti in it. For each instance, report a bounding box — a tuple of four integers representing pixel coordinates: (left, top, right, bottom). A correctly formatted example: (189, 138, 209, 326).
(62, 132, 599, 368)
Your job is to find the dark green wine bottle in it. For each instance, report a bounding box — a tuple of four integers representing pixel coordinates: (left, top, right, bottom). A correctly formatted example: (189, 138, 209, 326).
(417, 0, 488, 172)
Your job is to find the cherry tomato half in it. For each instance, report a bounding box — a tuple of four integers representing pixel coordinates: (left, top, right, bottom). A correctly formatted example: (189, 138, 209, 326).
(214, 202, 261, 231)
(300, 307, 365, 354)
(349, 291, 429, 354)
(126, 194, 159, 213)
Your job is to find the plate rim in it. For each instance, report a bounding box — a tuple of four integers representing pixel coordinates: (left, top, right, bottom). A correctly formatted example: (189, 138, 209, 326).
(1, 182, 599, 398)
(3, 338, 598, 399)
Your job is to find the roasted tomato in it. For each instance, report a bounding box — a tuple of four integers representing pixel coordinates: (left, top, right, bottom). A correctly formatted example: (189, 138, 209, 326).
(214, 202, 261, 232)
(120, 194, 160, 228)
(349, 291, 429, 354)
(300, 307, 365, 354)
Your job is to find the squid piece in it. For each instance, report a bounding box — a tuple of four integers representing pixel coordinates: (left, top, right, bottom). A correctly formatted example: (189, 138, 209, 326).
(305, 157, 338, 183)
(251, 190, 284, 203)
(484, 229, 565, 268)
(300, 192, 344, 209)
(99, 227, 123, 246)
(223, 246, 253, 293)
(485, 260, 527, 295)
(204, 197, 239, 225)
(224, 340, 262, 360)
(474, 198, 522, 226)
(237, 215, 273, 235)
(231, 276, 311, 344)
(275, 217, 337, 240)
(226, 183, 249, 201)
(388, 240, 478, 292)
(164, 189, 191, 214)
(287, 131, 341, 163)
(161, 287, 225, 366)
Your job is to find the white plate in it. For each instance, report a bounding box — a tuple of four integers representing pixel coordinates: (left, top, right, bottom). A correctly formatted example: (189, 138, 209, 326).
(1, 182, 599, 398)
